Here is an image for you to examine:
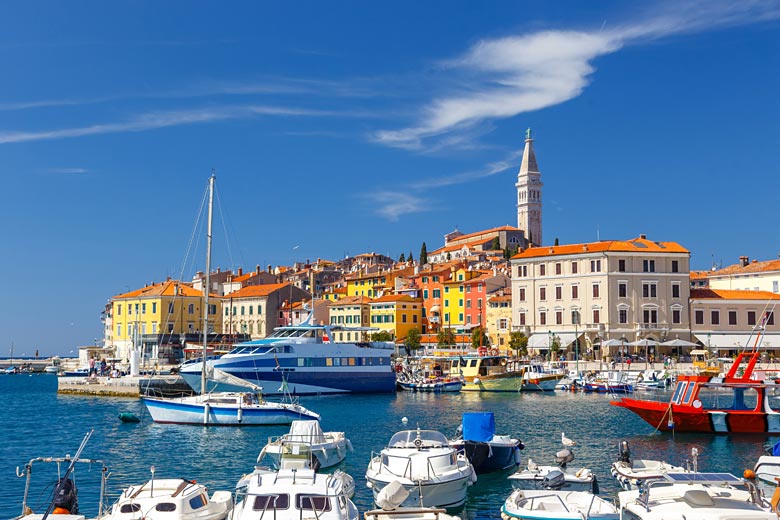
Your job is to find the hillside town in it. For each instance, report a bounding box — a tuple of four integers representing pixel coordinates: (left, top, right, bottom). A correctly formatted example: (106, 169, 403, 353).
(96, 130, 780, 368)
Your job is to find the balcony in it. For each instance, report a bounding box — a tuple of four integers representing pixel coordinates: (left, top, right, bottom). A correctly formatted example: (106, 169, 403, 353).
(635, 323, 670, 331)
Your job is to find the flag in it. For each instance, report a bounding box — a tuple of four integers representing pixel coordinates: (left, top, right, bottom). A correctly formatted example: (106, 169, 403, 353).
(322, 332, 330, 344)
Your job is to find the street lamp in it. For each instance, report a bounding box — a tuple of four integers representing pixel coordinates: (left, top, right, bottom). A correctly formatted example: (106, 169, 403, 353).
(620, 335, 628, 371)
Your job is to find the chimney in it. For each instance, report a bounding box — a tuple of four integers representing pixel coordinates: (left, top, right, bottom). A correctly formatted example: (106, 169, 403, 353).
(582, 245, 588, 251)
(739, 256, 749, 267)
(256, 265, 261, 274)
(237, 267, 243, 276)
(639, 234, 647, 239)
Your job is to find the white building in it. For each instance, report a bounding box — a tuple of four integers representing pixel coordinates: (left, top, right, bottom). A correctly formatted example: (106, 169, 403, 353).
(510, 235, 691, 359)
(707, 256, 780, 294)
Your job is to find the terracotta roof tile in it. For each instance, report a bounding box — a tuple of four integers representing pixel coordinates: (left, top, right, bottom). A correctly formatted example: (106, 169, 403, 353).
(224, 283, 293, 299)
(710, 259, 780, 277)
(369, 294, 422, 304)
(690, 288, 780, 300)
(513, 237, 688, 259)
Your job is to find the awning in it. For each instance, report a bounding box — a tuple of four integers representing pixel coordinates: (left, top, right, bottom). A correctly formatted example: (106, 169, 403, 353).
(693, 333, 780, 350)
(527, 333, 578, 349)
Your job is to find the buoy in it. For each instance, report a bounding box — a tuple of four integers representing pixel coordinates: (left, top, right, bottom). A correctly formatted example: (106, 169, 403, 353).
(401, 417, 408, 424)
(744, 469, 756, 479)
(52, 508, 70, 515)
(118, 412, 140, 423)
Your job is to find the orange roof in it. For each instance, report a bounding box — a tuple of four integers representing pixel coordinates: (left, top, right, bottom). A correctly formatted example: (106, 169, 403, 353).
(225, 283, 292, 299)
(448, 225, 520, 242)
(369, 294, 422, 304)
(512, 237, 688, 259)
(329, 295, 371, 307)
(114, 280, 212, 299)
(690, 271, 710, 280)
(489, 294, 512, 303)
(690, 288, 780, 300)
(710, 259, 780, 277)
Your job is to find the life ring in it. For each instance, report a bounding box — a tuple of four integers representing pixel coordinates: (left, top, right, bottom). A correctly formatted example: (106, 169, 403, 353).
(477, 347, 487, 356)
(490, 348, 499, 356)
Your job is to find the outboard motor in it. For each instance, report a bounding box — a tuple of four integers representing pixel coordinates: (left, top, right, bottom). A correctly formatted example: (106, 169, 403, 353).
(542, 469, 566, 490)
(618, 440, 631, 464)
(554, 448, 575, 468)
(53, 477, 78, 514)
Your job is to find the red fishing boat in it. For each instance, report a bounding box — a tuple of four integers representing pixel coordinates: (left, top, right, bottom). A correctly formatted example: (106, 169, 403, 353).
(611, 332, 780, 433)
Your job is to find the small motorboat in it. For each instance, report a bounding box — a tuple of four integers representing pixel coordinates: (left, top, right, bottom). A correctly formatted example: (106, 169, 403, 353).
(363, 481, 461, 520)
(260, 420, 352, 469)
(449, 412, 523, 474)
(509, 435, 597, 493)
(365, 428, 476, 509)
(233, 441, 358, 520)
(397, 376, 463, 393)
(753, 454, 780, 487)
(610, 441, 687, 491)
(103, 470, 232, 520)
(501, 489, 619, 520)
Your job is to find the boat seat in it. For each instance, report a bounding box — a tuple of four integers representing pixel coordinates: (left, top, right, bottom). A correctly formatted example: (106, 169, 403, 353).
(683, 490, 714, 507)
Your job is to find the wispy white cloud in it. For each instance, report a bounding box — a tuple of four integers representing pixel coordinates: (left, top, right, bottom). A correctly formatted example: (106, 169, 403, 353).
(365, 191, 434, 221)
(411, 150, 523, 189)
(44, 167, 89, 174)
(375, 0, 780, 150)
(0, 104, 338, 145)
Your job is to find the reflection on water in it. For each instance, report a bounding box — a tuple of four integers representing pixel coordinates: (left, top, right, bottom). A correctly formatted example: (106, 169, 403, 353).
(0, 376, 774, 520)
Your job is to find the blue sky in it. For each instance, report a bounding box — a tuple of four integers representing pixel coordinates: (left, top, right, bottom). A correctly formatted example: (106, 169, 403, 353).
(1, 1, 779, 356)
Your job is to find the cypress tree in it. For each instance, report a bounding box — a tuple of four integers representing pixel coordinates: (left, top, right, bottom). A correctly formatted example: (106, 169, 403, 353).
(420, 242, 428, 265)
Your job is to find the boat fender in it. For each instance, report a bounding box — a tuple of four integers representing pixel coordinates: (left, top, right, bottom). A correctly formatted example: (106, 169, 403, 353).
(347, 439, 354, 452)
(237, 407, 243, 423)
(591, 475, 600, 495)
(514, 449, 522, 464)
(744, 469, 757, 479)
(474, 378, 481, 385)
(52, 508, 70, 515)
(203, 403, 210, 425)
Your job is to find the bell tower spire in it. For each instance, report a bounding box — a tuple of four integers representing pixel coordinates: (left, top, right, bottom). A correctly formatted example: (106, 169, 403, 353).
(516, 128, 543, 246)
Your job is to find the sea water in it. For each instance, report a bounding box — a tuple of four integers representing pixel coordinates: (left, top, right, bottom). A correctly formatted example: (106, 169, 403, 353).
(0, 375, 771, 519)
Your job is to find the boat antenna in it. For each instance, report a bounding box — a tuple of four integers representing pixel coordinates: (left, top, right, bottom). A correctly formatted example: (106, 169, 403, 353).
(201, 173, 215, 396)
(40, 430, 94, 520)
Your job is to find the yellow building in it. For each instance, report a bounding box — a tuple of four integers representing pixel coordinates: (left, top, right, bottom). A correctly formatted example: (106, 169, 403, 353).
(111, 280, 222, 363)
(486, 292, 513, 354)
(441, 267, 481, 329)
(328, 296, 371, 342)
(369, 294, 423, 341)
(345, 266, 414, 298)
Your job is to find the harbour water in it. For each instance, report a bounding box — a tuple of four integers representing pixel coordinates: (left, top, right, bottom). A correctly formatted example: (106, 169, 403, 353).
(1, 374, 772, 519)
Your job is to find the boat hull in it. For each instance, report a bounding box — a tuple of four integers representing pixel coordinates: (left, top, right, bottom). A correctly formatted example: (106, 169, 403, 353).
(143, 396, 319, 426)
(611, 397, 780, 433)
(366, 474, 474, 509)
(452, 441, 521, 473)
(397, 380, 462, 392)
(754, 455, 780, 484)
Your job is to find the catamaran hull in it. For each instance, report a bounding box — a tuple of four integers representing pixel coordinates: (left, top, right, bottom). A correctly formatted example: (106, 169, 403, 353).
(611, 398, 780, 433)
(142, 397, 319, 426)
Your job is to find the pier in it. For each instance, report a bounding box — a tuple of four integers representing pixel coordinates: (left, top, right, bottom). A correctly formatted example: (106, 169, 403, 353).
(57, 375, 193, 397)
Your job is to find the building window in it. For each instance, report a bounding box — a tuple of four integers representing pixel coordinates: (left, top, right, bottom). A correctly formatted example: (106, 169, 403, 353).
(555, 286, 562, 300)
(695, 310, 704, 325)
(642, 283, 657, 298)
(590, 259, 601, 273)
(593, 309, 600, 323)
(774, 281, 779, 293)
(519, 312, 526, 325)
(241, 306, 245, 316)
(711, 310, 720, 325)
(518, 288, 526, 302)
(672, 284, 680, 298)
(748, 311, 756, 325)
(141, 303, 146, 314)
(477, 299, 482, 309)
(152, 302, 157, 313)
(402, 314, 407, 323)
(643, 259, 656, 273)
(466, 300, 472, 309)
(729, 311, 737, 325)
(540, 311, 547, 325)
(619, 309, 628, 324)
(592, 284, 600, 298)
(518, 265, 527, 277)
(556, 311, 563, 325)
(188, 303, 194, 314)
(643, 309, 658, 324)
(423, 289, 428, 298)
(618, 259, 626, 272)
(618, 283, 627, 298)
(571, 285, 579, 299)
(540, 287, 547, 300)
(672, 260, 679, 273)
(413, 314, 418, 323)
(540, 264, 546, 276)
(766, 311, 775, 326)
(571, 261, 578, 274)
(673, 309, 681, 324)
(433, 289, 441, 298)
(117, 304, 122, 315)
(168, 323, 174, 332)
(555, 263, 562, 275)
(458, 313, 463, 322)
(152, 323, 158, 334)
(117, 325, 121, 336)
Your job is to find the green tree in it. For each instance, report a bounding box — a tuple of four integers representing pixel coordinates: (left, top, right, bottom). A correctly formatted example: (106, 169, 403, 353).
(470, 327, 490, 349)
(371, 330, 394, 342)
(509, 331, 528, 356)
(550, 336, 562, 358)
(490, 237, 501, 250)
(399, 253, 406, 263)
(420, 242, 428, 265)
(408, 251, 414, 262)
(437, 328, 455, 348)
(554, 237, 560, 246)
(406, 328, 422, 350)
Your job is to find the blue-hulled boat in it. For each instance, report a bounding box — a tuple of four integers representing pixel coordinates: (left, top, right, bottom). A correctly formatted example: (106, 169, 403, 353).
(450, 412, 523, 473)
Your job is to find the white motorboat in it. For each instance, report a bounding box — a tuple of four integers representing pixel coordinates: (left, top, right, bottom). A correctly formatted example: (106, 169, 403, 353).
(753, 455, 780, 486)
(508, 444, 597, 493)
(232, 442, 358, 520)
(363, 481, 461, 520)
(365, 428, 476, 509)
(260, 420, 352, 469)
(610, 441, 687, 491)
(449, 412, 523, 474)
(103, 472, 232, 520)
(500, 489, 619, 520)
(618, 472, 773, 520)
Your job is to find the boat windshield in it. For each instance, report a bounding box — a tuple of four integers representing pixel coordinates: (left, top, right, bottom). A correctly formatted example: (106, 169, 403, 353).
(227, 345, 275, 355)
(387, 430, 448, 448)
(268, 327, 321, 339)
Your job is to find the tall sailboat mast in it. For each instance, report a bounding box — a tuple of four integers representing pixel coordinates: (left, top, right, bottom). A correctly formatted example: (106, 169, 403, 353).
(201, 173, 215, 395)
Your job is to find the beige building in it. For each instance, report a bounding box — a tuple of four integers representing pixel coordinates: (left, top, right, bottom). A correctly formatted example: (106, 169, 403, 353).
(486, 290, 512, 353)
(222, 283, 308, 338)
(707, 257, 780, 294)
(510, 235, 691, 359)
(690, 288, 780, 354)
(328, 296, 372, 342)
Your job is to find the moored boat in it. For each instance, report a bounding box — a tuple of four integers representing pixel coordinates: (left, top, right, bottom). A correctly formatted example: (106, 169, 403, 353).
(449, 412, 523, 474)
(397, 376, 462, 393)
(610, 441, 687, 491)
(452, 357, 562, 392)
(363, 481, 461, 520)
(259, 420, 352, 469)
(500, 489, 619, 520)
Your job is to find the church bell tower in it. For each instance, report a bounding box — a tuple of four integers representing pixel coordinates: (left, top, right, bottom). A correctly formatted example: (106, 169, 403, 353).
(516, 128, 543, 246)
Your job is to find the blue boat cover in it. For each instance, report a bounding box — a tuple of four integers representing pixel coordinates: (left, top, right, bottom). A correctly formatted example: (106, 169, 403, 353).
(462, 412, 495, 442)
(773, 441, 780, 456)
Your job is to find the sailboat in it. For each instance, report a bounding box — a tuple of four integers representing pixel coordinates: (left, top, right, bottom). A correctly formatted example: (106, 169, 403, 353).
(142, 174, 320, 426)
(5, 342, 18, 375)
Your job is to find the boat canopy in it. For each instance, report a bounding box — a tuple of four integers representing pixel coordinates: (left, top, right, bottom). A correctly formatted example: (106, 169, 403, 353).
(388, 429, 448, 448)
(462, 412, 495, 442)
(287, 420, 327, 444)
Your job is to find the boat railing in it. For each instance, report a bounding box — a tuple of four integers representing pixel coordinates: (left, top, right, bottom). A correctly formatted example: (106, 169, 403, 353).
(237, 488, 344, 520)
(364, 507, 448, 520)
(374, 450, 464, 481)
